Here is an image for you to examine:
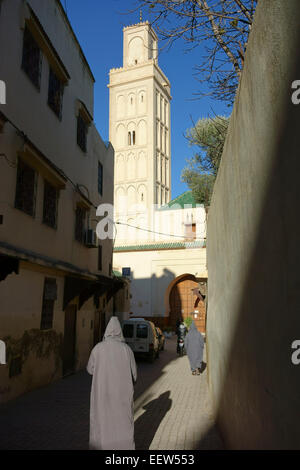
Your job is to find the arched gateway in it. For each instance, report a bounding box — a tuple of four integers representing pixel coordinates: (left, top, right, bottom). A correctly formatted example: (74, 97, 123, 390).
(166, 274, 207, 333)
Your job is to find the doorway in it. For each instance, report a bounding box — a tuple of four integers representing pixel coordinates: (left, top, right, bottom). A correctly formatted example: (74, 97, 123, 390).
(169, 275, 207, 333)
(93, 310, 106, 346)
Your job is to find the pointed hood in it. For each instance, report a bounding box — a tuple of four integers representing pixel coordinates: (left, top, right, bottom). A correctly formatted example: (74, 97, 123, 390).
(104, 316, 125, 342)
(189, 321, 198, 332)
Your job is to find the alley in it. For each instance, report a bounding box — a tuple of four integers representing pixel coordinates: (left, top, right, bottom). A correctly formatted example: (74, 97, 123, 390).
(0, 337, 223, 450)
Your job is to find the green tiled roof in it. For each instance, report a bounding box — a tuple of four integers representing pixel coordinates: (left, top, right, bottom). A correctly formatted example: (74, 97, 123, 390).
(114, 240, 205, 252)
(159, 191, 202, 211)
(112, 270, 123, 277)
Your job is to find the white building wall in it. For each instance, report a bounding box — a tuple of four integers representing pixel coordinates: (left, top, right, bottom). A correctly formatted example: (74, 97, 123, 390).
(114, 247, 207, 318)
(109, 21, 172, 245)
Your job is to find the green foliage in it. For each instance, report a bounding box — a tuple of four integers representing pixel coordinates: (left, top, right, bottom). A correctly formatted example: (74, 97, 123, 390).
(181, 115, 230, 206)
(136, 0, 257, 105)
(184, 316, 193, 329)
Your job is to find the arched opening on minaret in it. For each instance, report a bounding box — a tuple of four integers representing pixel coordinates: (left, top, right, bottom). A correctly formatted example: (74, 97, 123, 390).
(128, 131, 136, 146)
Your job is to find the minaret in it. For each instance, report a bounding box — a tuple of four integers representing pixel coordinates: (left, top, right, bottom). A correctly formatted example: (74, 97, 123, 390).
(108, 21, 171, 244)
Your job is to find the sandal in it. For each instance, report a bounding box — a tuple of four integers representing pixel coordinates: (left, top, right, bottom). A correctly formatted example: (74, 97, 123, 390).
(192, 370, 197, 375)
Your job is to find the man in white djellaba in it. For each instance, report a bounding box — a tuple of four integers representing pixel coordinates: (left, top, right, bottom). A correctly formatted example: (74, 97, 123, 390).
(87, 316, 137, 450)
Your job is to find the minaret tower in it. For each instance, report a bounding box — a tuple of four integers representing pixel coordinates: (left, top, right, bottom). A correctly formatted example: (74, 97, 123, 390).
(109, 21, 171, 244)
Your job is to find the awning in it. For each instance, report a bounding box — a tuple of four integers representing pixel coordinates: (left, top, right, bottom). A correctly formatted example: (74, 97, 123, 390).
(63, 275, 125, 310)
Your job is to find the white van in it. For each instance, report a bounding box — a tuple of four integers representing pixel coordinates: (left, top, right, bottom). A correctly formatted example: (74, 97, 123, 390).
(122, 318, 160, 362)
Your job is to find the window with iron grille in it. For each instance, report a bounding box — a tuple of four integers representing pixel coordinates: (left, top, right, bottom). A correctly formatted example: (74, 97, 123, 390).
(43, 180, 58, 229)
(21, 26, 42, 89)
(40, 278, 57, 330)
(15, 159, 37, 217)
(48, 68, 64, 119)
(98, 162, 103, 196)
(77, 114, 88, 152)
(75, 205, 87, 243)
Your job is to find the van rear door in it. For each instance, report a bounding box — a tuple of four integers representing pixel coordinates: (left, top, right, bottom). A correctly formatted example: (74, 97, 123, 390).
(122, 322, 135, 351)
(134, 322, 149, 353)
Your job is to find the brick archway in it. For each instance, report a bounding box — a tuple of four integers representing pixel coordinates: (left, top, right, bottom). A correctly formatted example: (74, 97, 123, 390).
(167, 274, 206, 333)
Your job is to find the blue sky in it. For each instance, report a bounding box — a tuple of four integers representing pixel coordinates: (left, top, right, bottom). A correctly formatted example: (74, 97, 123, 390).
(63, 0, 230, 198)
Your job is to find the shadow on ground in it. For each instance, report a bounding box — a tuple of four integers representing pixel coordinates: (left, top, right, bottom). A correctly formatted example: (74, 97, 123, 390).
(133, 336, 181, 402)
(135, 391, 172, 450)
(0, 337, 181, 450)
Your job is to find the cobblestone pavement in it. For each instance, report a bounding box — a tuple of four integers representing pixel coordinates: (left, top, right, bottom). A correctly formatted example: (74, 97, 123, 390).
(0, 337, 223, 450)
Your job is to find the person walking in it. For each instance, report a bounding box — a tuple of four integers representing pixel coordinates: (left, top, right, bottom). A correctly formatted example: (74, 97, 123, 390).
(87, 316, 137, 450)
(184, 321, 204, 375)
(176, 320, 187, 353)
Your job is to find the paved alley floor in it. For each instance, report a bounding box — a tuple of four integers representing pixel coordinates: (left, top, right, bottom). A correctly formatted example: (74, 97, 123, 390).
(0, 337, 223, 450)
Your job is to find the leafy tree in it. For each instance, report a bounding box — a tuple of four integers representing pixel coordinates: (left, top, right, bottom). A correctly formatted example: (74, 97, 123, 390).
(134, 0, 257, 105)
(181, 115, 229, 206)
(184, 316, 193, 329)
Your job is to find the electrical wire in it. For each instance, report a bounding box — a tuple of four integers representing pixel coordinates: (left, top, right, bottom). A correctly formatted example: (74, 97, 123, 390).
(112, 219, 205, 241)
(2, 115, 206, 242)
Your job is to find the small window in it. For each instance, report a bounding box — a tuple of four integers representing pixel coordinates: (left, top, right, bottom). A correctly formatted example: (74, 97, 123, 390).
(98, 245, 102, 271)
(21, 26, 42, 89)
(128, 131, 135, 146)
(75, 205, 87, 243)
(141, 94, 144, 103)
(77, 114, 88, 152)
(43, 180, 58, 229)
(15, 159, 37, 217)
(40, 278, 57, 330)
(98, 162, 103, 196)
(185, 223, 197, 241)
(137, 324, 148, 339)
(48, 68, 64, 119)
(123, 324, 134, 338)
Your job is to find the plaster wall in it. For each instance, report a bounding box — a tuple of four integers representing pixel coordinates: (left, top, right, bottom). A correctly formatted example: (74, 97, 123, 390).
(114, 247, 206, 317)
(206, 0, 300, 449)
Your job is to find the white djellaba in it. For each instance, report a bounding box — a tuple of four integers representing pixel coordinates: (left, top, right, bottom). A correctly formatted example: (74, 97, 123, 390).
(87, 316, 137, 450)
